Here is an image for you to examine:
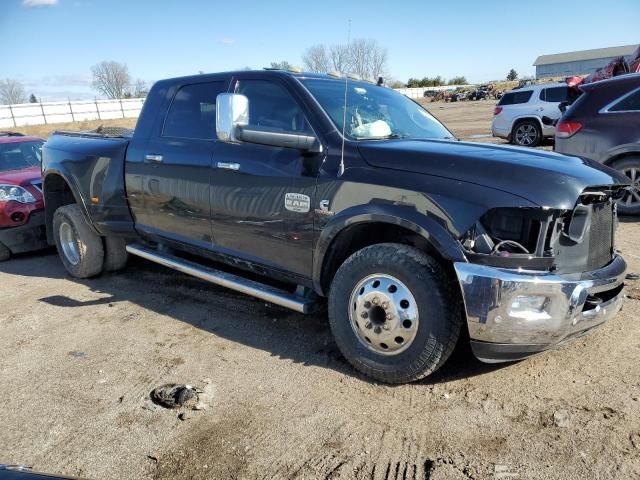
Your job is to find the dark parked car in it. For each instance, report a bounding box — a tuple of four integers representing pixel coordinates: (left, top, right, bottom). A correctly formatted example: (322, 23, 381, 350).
(42, 70, 628, 383)
(555, 73, 640, 215)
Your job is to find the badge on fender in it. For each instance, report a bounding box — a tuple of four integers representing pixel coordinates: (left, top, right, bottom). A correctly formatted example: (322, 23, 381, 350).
(285, 193, 310, 213)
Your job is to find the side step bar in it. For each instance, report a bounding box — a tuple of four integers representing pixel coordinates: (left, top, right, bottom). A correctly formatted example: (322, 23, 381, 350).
(125, 244, 315, 314)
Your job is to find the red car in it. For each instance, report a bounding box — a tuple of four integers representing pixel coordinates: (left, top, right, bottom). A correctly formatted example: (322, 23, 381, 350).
(0, 132, 48, 261)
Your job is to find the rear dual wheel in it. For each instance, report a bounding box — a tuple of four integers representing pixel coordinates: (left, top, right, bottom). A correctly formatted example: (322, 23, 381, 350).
(53, 204, 128, 278)
(328, 243, 462, 384)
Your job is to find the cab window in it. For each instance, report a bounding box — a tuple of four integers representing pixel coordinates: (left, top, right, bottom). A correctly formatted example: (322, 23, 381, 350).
(235, 80, 312, 133)
(163, 81, 226, 139)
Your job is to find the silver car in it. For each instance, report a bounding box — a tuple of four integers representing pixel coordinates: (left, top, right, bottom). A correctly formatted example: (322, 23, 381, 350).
(492, 83, 579, 147)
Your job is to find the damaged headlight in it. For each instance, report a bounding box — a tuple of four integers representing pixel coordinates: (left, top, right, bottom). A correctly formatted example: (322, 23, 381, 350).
(0, 184, 36, 204)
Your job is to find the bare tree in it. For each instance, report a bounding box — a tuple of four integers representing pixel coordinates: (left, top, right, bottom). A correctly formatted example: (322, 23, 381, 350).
(329, 44, 351, 73)
(0, 79, 27, 104)
(270, 61, 292, 70)
(369, 41, 388, 80)
(302, 45, 330, 73)
(349, 38, 372, 78)
(91, 61, 131, 99)
(321, 39, 389, 79)
(133, 79, 148, 98)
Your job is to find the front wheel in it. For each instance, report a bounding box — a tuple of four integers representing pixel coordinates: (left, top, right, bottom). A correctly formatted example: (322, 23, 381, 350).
(511, 120, 541, 147)
(328, 243, 462, 384)
(53, 204, 104, 278)
(611, 156, 640, 216)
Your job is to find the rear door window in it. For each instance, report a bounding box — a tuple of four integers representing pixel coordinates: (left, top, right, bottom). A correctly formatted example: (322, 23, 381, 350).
(163, 81, 226, 139)
(609, 88, 640, 112)
(498, 90, 533, 106)
(540, 86, 569, 103)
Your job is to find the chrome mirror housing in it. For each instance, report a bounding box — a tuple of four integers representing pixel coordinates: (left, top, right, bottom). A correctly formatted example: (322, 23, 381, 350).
(216, 93, 249, 142)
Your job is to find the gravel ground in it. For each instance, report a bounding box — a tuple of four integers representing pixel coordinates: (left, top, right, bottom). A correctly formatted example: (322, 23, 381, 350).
(1, 105, 639, 480)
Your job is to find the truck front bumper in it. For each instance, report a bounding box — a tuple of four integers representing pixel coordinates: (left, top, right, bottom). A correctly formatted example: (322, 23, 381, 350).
(454, 255, 626, 362)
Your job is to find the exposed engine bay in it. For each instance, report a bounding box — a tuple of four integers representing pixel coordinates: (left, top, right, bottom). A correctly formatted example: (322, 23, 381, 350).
(461, 186, 627, 273)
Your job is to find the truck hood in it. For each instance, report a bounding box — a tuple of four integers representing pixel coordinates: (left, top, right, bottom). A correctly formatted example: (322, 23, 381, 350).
(0, 166, 41, 186)
(357, 139, 629, 209)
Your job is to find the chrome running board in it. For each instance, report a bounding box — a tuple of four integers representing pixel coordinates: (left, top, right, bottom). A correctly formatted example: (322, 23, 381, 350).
(125, 244, 315, 314)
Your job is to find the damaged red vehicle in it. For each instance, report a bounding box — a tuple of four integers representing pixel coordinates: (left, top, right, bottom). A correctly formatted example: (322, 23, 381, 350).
(0, 132, 47, 261)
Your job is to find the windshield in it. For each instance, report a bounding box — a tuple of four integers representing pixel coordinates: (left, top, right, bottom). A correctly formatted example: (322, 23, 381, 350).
(300, 78, 454, 141)
(0, 141, 43, 173)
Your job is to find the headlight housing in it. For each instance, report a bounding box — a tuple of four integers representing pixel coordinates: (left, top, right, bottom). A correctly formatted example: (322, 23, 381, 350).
(0, 184, 37, 204)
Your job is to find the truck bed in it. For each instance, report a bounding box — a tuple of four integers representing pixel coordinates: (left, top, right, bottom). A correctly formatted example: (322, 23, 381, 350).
(42, 131, 134, 237)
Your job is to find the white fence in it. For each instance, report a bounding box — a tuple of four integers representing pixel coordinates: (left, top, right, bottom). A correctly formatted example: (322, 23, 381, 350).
(0, 98, 145, 129)
(0, 86, 475, 129)
(394, 85, 474, 99)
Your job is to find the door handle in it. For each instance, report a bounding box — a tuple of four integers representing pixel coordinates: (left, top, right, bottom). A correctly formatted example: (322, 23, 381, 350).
(144, 154, 164, 163)
(217, 162, 240, 171)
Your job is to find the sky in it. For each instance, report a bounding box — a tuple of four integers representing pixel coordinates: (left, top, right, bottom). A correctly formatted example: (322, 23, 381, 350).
(1, 0, 639, 101)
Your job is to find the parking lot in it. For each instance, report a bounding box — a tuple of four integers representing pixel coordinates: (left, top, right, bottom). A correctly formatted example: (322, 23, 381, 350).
(1, 101, 639, 480)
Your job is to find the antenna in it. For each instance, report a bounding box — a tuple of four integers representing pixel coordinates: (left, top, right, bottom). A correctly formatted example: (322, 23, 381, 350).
(338, 19, 351, 178)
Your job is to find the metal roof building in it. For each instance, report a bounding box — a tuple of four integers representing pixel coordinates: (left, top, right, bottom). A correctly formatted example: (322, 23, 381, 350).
(534, 45, 638, 78)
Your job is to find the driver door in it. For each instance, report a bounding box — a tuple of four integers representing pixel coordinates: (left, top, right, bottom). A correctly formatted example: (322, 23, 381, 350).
(209, 77, 320, 279)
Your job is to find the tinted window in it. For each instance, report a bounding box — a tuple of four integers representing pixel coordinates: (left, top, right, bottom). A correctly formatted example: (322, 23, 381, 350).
(236, 80, 312, 133)
(163, 81, 226, 139)
(301, 78, 452, 140)
(0, 141, 43, 172)
(609, 88, 640, 112)
(540, 87, 568, 102)
(498, 90, 533, 106)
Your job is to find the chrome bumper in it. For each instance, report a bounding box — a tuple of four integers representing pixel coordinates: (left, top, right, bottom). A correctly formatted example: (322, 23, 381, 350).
(454, 255, 627, 362)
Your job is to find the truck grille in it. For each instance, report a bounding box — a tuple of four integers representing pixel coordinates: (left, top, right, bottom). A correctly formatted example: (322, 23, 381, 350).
(586, 201, 614, 271)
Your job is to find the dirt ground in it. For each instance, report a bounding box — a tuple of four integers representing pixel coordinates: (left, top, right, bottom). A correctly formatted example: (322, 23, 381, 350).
(1, 103, 639, 480)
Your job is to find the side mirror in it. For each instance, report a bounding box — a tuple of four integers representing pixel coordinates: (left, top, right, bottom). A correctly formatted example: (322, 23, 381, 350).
(216, 93, 249, 142)
(558, 101, 568, 113)
(215, 93, 322, 154)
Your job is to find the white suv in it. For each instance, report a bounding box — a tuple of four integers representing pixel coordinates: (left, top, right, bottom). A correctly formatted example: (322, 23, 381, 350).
(492, 83, 579, 147)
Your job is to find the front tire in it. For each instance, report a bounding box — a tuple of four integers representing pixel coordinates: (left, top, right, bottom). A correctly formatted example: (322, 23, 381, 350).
(611, 156, 640, 216)
(328, 243, 462, 384)
(53, 204, 104, 278)
(511, 120, 541, 147)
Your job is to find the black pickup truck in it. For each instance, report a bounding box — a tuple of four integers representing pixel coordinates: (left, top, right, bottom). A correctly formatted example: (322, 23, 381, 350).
(42, 69, 629, 383)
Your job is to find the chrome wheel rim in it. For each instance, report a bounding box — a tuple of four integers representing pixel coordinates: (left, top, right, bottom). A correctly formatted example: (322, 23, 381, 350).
(59, 221, 80, 265)
(620, 167, 640, 207)
(515, 124, 537, 146)
(348, 274, 419, 356)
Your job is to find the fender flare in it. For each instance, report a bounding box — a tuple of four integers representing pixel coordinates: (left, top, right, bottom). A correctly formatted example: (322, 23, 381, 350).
(43, 169, 98, 237)
(312, 204, 467, 294)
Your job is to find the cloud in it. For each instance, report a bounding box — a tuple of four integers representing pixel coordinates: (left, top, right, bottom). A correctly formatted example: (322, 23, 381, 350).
(23, 0, 58, 6)
(221, 37, 236, 45)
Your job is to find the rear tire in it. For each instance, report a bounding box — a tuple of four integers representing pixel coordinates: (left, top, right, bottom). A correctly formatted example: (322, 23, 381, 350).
(328, 243, 462, 384)
(104, 236, 129, 272)
(610, 156, 640, 216)
(511, 120, 541, 147)
(53, 204, 104, 278)
(0, 242, 10, 262)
